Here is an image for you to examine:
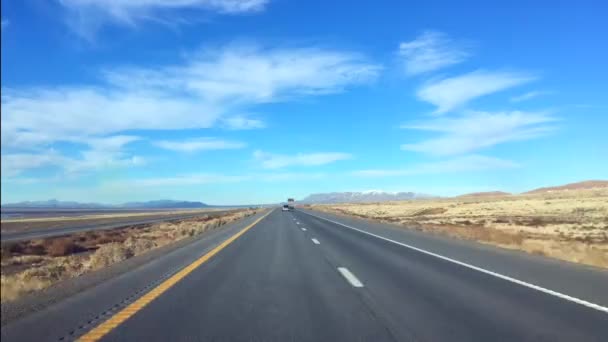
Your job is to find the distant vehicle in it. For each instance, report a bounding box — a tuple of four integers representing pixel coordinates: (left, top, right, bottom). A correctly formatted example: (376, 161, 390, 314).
(287, 198, 295, 210)
(282, 204, 289, 211)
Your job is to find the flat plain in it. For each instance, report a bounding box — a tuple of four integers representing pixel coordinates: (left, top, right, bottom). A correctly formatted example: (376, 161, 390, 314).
(310, 187, 608, 268)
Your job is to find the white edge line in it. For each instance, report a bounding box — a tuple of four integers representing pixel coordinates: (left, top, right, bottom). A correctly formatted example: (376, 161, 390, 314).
(338, 267, 364, 287)
(301, 228, 307, 231)
(311, 238, 320, 245)
(299, 210, 608, 314)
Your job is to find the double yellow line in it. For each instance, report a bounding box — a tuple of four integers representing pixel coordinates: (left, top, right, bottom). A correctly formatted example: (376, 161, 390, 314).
(79, 209, 274, 341)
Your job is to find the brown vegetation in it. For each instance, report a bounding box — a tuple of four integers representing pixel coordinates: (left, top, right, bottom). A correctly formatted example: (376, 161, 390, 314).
(524, 180, 608, 194)
(457, 191, 511, 198)
(1, 209, 258, 302)
(311, 188, 608, 268)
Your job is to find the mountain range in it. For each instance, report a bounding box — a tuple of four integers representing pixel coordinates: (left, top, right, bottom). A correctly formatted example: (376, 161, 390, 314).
(298, 180, 608, 204)
(1, 199, 209, 209)
(299, 191, 433, 204)
(3, 181, 605, 208)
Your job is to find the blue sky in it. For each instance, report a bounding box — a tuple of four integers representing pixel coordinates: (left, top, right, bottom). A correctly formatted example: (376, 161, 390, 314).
(1, 0, 607, 205)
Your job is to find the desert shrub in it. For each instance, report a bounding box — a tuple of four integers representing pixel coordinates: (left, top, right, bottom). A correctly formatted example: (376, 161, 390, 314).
(412, 207, 448, 216)
(456, 220, 474, 226)
(1, 243, 24, 259)
(124, 237, 156, 256)
(7, 242, 24, 254)
(22, 244, 46, 256)
(46, 238, 84, 257)
(88, 243, 133, 269)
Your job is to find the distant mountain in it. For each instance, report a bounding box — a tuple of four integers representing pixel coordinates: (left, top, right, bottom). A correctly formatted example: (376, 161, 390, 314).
(1, 199, 111, 209)
(525, 180, 608, 194)
(1, 199, 208, 209)
(122, 200, 208, 209)
(300, 191, 433, 204)
(457, 191, 511, 198)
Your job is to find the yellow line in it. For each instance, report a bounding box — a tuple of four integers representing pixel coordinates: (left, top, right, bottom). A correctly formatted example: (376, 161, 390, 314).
(78, 209, 274, 341)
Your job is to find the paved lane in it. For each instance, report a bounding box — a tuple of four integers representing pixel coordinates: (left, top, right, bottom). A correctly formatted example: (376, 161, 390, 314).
(3, 208, 607, 341)
(102, 208, 394, 341)
(292, 210, 608, 341)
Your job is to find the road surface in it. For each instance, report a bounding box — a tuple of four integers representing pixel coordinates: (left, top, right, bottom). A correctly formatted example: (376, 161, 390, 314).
(2, 208, 607, 341)
(1, 210, 235, 243)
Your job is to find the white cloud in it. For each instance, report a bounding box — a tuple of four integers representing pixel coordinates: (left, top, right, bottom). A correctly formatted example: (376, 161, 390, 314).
(1, 151, 66, 177)
(257, 172, 326, 181)
(510, 90, 550, 103)
(3, 44, 377, 180)
(221, 115, 266, 130)
(253, 150, 352, 169)
(1, 135, 143, 176)
(2, 44, 379, 151)
(399, 31, 470, 75)
(59, 0, 269, 38)
(113, 173, 249, 187)
(103, 171, 326, 187)
(417, 70, 536, 114)
(354, 155, 519, 177)
(154, 138, 245, 152)
(1, 19, 8, 30)
(400, 111, 556, 156)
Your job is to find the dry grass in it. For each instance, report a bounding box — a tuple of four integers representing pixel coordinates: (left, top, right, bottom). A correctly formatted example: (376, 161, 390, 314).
(311, 188, 608, 268)
(0, 209, 258, 302)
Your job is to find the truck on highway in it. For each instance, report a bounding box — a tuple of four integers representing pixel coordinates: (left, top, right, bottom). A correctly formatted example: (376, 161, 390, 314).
(287, 198, 295, 210)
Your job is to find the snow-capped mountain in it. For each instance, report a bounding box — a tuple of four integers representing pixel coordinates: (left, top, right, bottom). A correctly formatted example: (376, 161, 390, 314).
(300, 191, 434, 204)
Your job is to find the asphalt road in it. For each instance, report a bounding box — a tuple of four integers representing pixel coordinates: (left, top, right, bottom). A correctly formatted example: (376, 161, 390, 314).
(0, 210, 235, 243)
(2, 208, 607, 341)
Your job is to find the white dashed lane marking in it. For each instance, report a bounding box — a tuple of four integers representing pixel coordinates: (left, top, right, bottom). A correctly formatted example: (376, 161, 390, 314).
(338, 267, 364, 288)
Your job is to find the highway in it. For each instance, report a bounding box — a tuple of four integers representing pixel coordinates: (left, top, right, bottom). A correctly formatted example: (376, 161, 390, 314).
(2, 208, 607, 341)
(0, 210, 235, 243)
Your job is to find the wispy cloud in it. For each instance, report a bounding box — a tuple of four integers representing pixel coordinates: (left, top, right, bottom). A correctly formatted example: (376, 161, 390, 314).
(221, 115, 266, 130)
(154, 138, 245, 152)
(59, 0, 269, 38)
(510, 90, 551, 103)
(253, 150, 352, 169)
(2, 44, 379, 150)
(400, 111, 556, 156)
(417, 70, 537, 114)
(354, 155, 519, 177)
(399, 31, 470, 75)
(1, 135, 144, 176)
(1, 152, 66, 177)
(1, 18, 8, 30)
(256, 172, 326, 181)
(2, 44, 377, 178)
(114, 173, 249, 187)
(103, 171, 326, 187)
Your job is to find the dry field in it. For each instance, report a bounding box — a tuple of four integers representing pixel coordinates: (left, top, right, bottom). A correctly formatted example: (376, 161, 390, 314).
(310, 188, 608, 268)
(0, 208, 226, 234)
(0, 209, 258, 302)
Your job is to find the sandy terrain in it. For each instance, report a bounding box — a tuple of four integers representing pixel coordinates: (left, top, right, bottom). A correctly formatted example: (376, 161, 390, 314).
(310, 188, 608, 268)
(0, 209, 258, 302)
